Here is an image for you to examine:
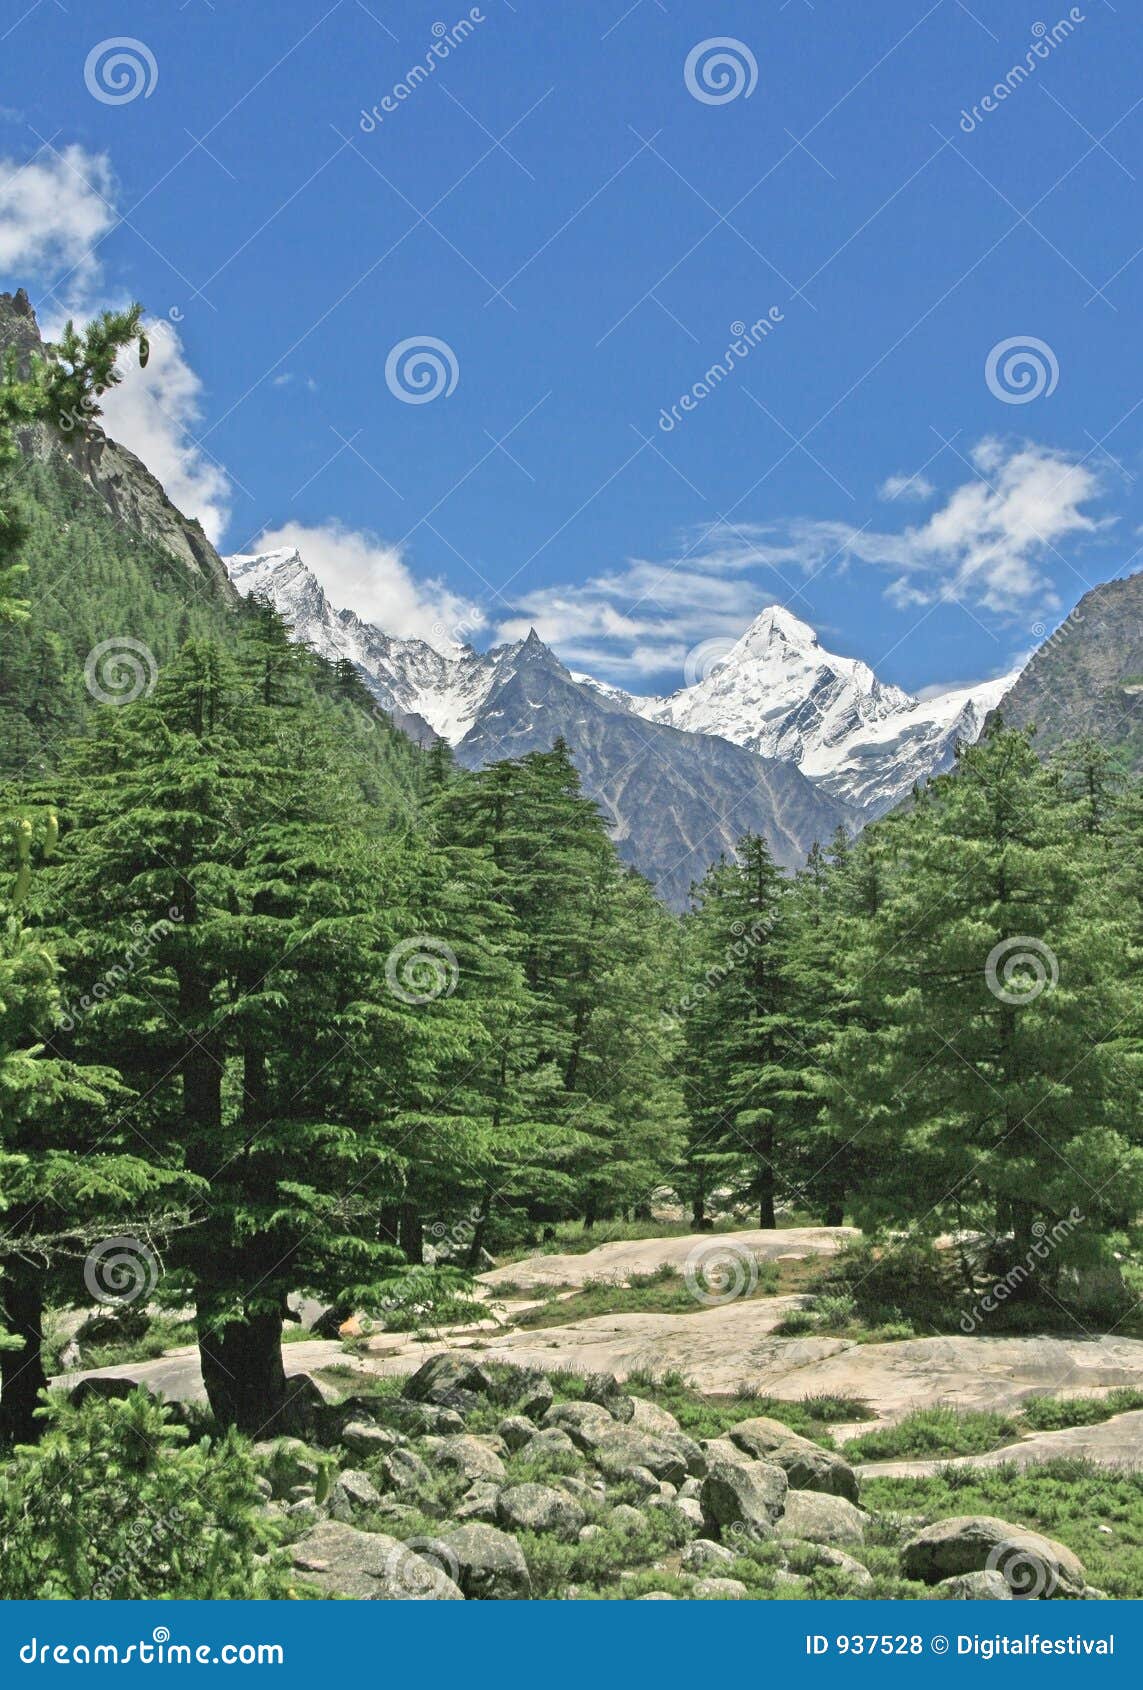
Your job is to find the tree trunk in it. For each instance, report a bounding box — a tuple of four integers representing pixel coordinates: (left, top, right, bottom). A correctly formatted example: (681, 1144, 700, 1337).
(0, 1268, 48, 1445)
(197, 1307, 286, 1434)
(464, 1191, 492, 1271)
(823, 1201, 843, 1227)
(400, 1202, 423, 1266)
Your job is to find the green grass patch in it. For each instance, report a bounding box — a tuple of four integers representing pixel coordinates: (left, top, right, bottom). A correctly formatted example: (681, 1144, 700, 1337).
(862, 1458, 1143, 1598)
(510, 1262, 781, 1328)
(1022, 1389, 1143, 1431)
(842, 1407, 1022, 1462)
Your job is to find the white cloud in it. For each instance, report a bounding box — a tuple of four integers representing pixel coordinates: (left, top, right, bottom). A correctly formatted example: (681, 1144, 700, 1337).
(98, 319, 233, 544)
(879, 471, 936, 502)
(252, 520, 487, 653)
(496, 440, 1107, 681)
(0, 145, 116, 302)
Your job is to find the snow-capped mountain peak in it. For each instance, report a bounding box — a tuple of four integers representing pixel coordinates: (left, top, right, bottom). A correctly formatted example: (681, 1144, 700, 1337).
(223, 548, 1019, 821)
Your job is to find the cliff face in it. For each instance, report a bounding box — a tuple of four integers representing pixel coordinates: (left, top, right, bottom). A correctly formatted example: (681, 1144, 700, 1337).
(0, 289, 235, 603)
(993, 570, 1143, 771)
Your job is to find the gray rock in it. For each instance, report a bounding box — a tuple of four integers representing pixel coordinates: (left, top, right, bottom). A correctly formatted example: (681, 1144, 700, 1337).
(405, 1352, 494, 1405)
(383, 1398, 466, 1436)
(681, 1538, 735, 1571)
(630, 1398, 684, 1437)
(421, 1434, 506, 1485)
(728, 1417, 859, 1504)
(701, 1459, 787, 1543)
(329, 1468, 382, 1522)
(442, 1522, 531, 1600)
(497, 1482, 585, 1541)
(616, 1464, 662, 1497)
(590, 1429, 693, 1487)
(676, 1496, 704, 1529)
(901, 1516, 1086, 1598)
(290, 1521, 463, 1600)
(637, 1590, 676, 1599)
(340, 1419, 400, 1458)
(455, 1482, 502, 1524)
(383, 1446, 433, 1495)
(519, 1427, 579, 1463)
(679, 1476, 703, 1501)
(542, 1401, 617, 1445)
(937, 1571, 1013, 1600)
(693, 1576, 749, 1599)
(497, 1415, 538, 1452)
(779, 1491, 867, 1548)
(579, 1524, 603, 1542)
(793, 1543, 874, 1591)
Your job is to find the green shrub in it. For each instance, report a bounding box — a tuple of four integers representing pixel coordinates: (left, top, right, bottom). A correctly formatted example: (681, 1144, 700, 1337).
(0, 1391, 291, 1599)
(842, 1407, 1021, 1462)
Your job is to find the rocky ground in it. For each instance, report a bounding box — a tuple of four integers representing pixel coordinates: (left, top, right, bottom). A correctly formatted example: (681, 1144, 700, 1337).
(237, 1352, 1100, 1601)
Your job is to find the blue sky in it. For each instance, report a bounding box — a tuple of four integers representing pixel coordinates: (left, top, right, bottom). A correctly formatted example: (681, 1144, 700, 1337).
(1, 0, 1141, 694)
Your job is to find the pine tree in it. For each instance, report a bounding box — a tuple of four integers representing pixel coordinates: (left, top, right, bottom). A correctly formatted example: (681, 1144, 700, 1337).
(679, 835, 800, 1228)
(42, 635, 465, 1430)
(822, 726, 1143, 1289)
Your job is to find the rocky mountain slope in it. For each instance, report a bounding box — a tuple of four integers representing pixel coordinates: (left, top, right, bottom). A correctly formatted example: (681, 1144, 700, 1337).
(993, 570, 1143, 771)
(0, 290, 235, 600)
(617, 606, 1016, 819)
(226, 548, 856, 905)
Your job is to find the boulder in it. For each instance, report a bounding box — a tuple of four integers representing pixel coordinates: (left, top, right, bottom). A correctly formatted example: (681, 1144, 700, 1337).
(728, 1417, 859, 1504)
(497, 1415, 537, 1452)
(676, 1496, 704, 1530)
(68, 1375, 142, 1406)
(519, 1427, 579, 1464)
(937, 1571, 1013, 1600)
(489, 1367, 554, 1419)
(455, 1482, 502, 1524)
(383, 1446, 433, 1496)
(405, 1353, 493, 1405)
(339, 1420, 400, 1459)
(901, 1516, 1085, 1599)
(701, 1459, 787, 1543)
(542, 1401, 616, 1445)
(608, 1503, 648, 1534)
(591, 1430, 688, 1487)
(442, 1523, 531, 1600)
(328, 1468, 382, 1522)
(381, 1398, 465, 1436)
(421, 1434, 506, 1486)
(630, 1398, 684, 1438)
(693, 1576, 749, 1599)
(289, 1521, 463, 1600)
(779, 1491, 866, 1548)
(581, 1371, 630, 1415)
(681, 1538, 735, 1572)
(796, 1544, 874, 1592)
(702, 1436, 752, 1468)
(497, 1483, 585, 1541)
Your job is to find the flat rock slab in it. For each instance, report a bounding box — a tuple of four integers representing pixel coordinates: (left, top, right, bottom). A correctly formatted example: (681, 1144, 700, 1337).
(481, 1227, 858, 1291)
(857, 1408, 1143, 1479)
(55, 1339, 366, 1406)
